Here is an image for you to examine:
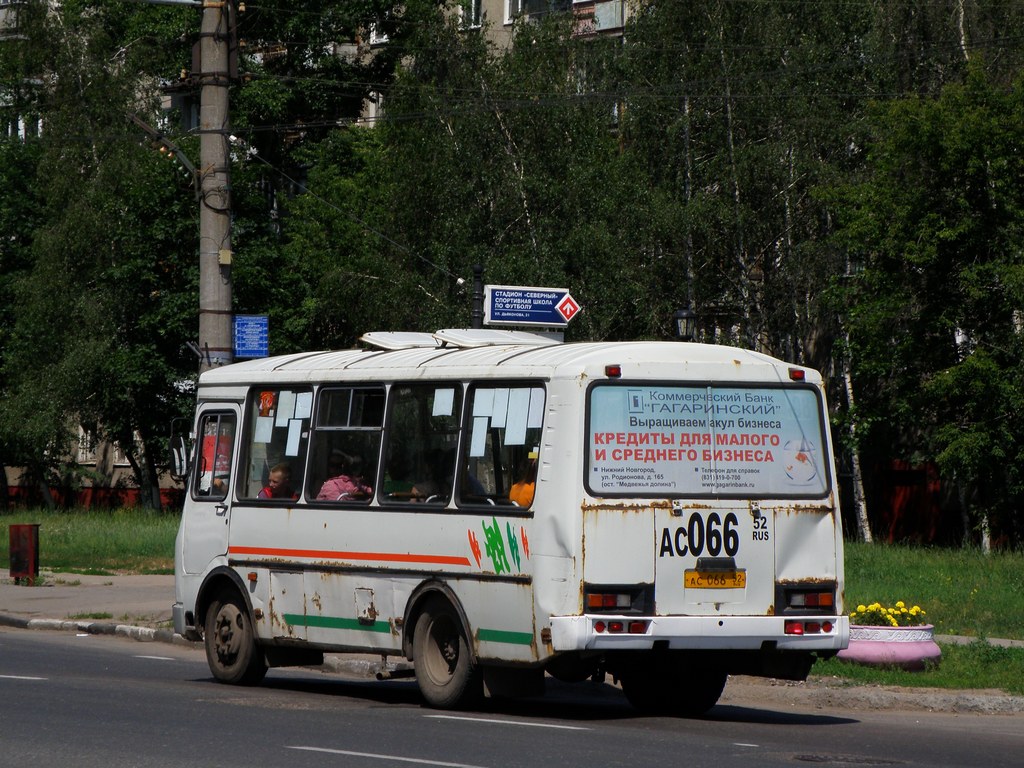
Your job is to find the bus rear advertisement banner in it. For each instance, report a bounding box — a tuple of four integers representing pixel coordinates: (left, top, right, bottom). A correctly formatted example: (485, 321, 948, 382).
(587, 384, 829, 497)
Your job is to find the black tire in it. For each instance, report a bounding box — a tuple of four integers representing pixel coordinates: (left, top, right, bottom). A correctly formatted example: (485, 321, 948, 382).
(204, 590, 268, 686)
(412, 596, 482, 709)
(621, 663, 726, 717)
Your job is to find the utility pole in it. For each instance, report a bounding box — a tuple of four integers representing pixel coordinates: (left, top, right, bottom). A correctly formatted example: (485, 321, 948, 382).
(197, 0, 233, 371)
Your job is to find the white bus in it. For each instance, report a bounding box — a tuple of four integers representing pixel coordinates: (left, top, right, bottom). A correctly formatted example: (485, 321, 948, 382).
(173, 328, 848, 715)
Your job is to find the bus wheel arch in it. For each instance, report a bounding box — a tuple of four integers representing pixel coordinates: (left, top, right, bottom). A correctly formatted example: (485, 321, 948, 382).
(195, 568, 249, 634)
(405, 586, 482, 709)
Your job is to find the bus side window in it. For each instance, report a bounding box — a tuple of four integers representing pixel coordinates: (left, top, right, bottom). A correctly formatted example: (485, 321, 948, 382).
(383, 384, 462, 504)
(308, 386, 385, 503)
(194, 413, 235, 500)
(240, 388, 311, 501)
(460, 385, 544, 508)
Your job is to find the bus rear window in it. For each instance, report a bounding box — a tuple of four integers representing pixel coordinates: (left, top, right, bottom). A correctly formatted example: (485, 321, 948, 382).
(586, 384, 829, 498)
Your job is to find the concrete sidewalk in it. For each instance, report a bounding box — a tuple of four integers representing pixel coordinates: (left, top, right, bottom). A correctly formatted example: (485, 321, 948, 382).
(0, 568, 183, 644)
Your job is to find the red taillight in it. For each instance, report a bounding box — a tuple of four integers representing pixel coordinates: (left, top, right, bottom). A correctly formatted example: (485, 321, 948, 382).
(785, 620, 833, 635)
(789, 367, 805, 381)
(605, 364, 622, 378)
(592, 619, 648, 634)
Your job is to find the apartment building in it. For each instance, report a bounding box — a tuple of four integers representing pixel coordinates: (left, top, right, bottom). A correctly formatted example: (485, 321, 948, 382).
(472, 0, 628, 45)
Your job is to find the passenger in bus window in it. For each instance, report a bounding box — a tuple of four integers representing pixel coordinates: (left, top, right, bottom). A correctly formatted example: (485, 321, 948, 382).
(317, 451, 372, 500)
(509, 450, 538, 507)
(410, 448, 458, 502)
(258, 462, 295, 499)
(383, 451, 415, 496)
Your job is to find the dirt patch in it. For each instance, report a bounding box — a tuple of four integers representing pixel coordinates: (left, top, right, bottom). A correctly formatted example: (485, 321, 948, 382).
(721, 675, 1024, 715)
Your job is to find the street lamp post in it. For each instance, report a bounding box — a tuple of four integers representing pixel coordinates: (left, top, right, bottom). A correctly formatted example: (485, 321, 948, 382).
(673, 307, 697, 342)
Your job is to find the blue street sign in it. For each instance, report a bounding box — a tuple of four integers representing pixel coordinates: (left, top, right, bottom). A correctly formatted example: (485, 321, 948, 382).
(484, 285, 582, 327)
(234, 314, 269, 358)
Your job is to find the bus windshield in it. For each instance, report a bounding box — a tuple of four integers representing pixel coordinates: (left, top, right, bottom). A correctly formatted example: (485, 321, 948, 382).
(586, 383, 829, 498)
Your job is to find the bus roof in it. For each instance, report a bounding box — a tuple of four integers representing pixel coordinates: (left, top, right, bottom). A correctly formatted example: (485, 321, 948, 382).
(197, 329, 820, 387)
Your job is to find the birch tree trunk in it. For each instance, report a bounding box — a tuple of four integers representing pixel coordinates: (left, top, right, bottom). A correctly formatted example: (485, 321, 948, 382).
(842, 343, 872, 543)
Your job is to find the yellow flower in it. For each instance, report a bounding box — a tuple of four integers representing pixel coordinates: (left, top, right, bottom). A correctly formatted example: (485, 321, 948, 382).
(848, 599, 930, 627)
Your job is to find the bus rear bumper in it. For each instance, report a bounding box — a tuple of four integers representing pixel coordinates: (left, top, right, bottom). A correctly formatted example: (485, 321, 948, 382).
(549, 614, 850, 652)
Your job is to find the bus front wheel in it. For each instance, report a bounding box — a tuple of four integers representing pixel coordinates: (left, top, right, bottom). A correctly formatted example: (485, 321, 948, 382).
(204, 590, 268, 686)
(413, 597, 482, 709)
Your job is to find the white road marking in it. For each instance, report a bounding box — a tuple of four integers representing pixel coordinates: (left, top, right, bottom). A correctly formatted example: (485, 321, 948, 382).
(0, 674, 46, 681)
(425, 714, 590, 731)
(287, 746, 487, 768)
(135, 655, 175, 661)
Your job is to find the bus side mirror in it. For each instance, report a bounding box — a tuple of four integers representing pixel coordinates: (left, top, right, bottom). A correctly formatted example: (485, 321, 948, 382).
(170, 420, 191, 481)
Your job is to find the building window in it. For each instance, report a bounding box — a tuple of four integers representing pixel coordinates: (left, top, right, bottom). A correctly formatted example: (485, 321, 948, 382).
(507, 0, 570, 23)
(460, 0, 481, 29)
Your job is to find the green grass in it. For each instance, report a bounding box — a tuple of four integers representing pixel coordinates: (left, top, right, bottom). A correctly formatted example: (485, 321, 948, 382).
(0, 508, 178, 574)
(814, 640, 1024, 696)
(842, 541, 1024, 640)
(2, 510, 1022, 694)
(814, 540, 1024, 695)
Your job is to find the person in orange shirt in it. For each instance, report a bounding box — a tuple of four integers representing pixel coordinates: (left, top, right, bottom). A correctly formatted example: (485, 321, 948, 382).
(509, 451, 538, 507)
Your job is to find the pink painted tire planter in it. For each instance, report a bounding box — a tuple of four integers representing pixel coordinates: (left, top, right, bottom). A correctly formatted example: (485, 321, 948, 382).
(837, 624, 942, 671)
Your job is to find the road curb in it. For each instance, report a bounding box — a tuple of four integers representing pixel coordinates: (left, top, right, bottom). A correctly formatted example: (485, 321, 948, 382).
(0, 612, 200, 647)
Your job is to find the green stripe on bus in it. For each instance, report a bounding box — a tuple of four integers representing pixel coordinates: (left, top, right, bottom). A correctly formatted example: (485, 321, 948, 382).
(283, 613, 391, 633)
(477, 628, 534, 645)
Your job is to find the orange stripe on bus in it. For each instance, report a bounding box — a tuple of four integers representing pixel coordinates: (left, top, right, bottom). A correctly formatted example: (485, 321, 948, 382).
(229, 545, 472, 567)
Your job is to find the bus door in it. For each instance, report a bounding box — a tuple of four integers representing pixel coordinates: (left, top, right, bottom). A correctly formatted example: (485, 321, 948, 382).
(182, 406, 239, 575)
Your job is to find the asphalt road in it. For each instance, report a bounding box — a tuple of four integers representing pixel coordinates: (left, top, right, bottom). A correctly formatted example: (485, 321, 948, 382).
(2, 628, 1023, 768)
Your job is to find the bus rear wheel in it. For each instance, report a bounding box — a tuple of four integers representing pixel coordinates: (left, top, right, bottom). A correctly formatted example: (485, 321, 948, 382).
(413, 597, 482, 709)
(204, 590, 268, 686)
(621, 662, 726, 717)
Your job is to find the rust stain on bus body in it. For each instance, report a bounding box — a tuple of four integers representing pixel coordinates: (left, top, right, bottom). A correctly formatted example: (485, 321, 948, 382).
(580, 499, 673, 514)
(776, 576, 836, 587)
(267, 592, 296, 636)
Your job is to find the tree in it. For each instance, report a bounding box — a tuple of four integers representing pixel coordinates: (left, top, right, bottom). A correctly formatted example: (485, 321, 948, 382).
(0, 0, 198, 509)
(0, 137, 44, 507)
(832, 65, 1024, 546)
